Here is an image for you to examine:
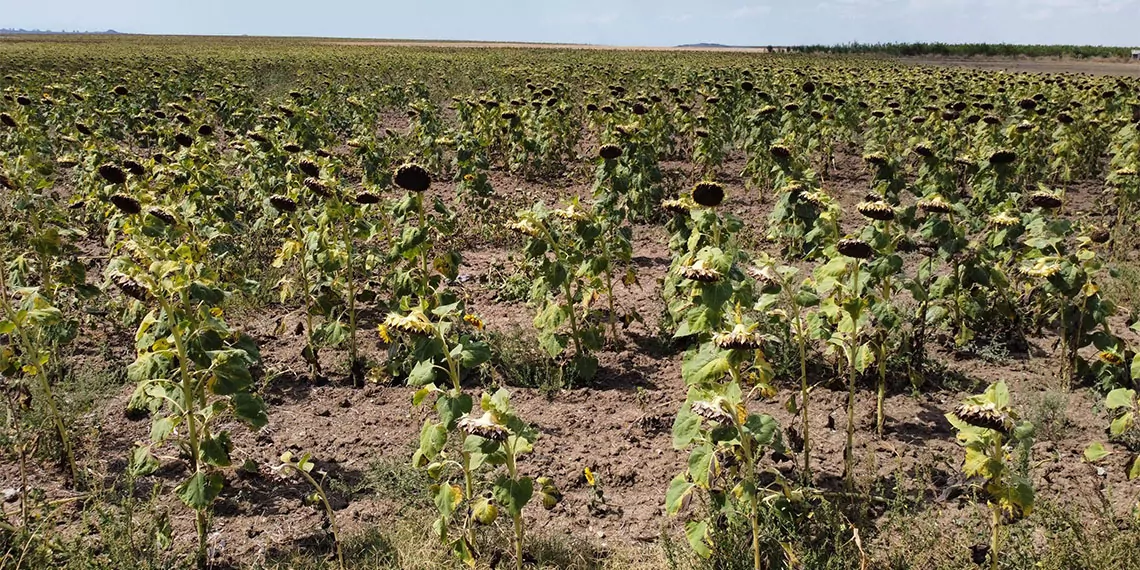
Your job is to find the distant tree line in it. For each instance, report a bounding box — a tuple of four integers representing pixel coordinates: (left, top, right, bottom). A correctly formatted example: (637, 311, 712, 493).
(0, 28, 120, 35)
(792, 42, 1134, 58)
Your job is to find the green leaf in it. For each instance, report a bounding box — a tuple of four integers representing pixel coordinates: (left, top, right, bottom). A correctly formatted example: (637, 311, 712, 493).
(682, 345, 730, 386)
(457, 340, 491, 369)
(688, 444, 714, 486)
(1110, 412, 1134, 437)
(229, 393, 268, 428)
(150, 416, 174, 443)
(1084, 442, 1111, 463)
(665, 475, 695, 515)
(436, 393, 473, 429)
(176, 471, 223, 510)
(200, 432, 233, 467)
(408, 359, 438, 386)
(432, 483, 463, 518)
(208, 350, 254, 395)
(419, 421, 448, 459)
(1129, 456, 1140, 481)
(684, 520, 712, 558)
(492, 475, 534, 518)
(743, 413, 780, 447)
(129, 445, 159, 476)
(1106, 388, 1136, 411)
(672, 408, 702, 449)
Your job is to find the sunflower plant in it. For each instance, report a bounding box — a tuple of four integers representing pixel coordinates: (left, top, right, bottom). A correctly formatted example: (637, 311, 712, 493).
(109, 204, 268, 566)
(947, 382, 1035, 570)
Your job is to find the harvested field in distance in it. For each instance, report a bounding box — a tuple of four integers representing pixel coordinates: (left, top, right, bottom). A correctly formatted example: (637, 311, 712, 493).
(1, 35, 1140, 570)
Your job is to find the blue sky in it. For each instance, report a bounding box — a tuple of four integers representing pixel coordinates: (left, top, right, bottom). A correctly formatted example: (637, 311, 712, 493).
(5, 0, 1139, 46)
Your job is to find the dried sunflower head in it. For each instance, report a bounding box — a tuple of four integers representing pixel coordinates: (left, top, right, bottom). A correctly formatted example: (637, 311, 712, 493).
(769, 144, 792, 160)
(384, 310, 435, 337)
(917, 195, 953, 215)
(147, 208, 175, 226)
(856, 201, 895, 221)
(863, 153, 889, 167)
(953, 402, 1012, 433)
(1028, 192, 1063, 210)
(174, 133, 194, 148)
(355, 191, 381, 205)
(714, 323, 764, 351)
(110, 272, 149, 302)
(123, 160, 145, 176)
(298, 158, 320, 178)
(990, 211, 1021, 227)
(98, 164, 127, 185)
(837, 238, 873, 259)
(109, 194, 141, 215)
(269, 195, 298, 213)
(0, 113, 16, 128)
(680, 259, 722, 283)
(457, 412, 509, 441)
(303, 177, 331, 198)
(989, 150, 1018, 165)
(1089, 228, 1111, 245)
(599, 144, 623, 160)
(690, 399, 734, 426)
(691, 181, 725, 208)
(913, 143, 935, 158)
(394, 163, 432, 192)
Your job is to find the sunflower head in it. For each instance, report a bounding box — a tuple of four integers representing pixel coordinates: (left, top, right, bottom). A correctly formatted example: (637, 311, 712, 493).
(269, 195, 298, 213)
(989, 149, 1018, 165)
(298, 158, 321, 178)
(147, 208, 176, 226)
(1089, 228, 1111, 245)
(769, 144, 792, 160)
(98, 164, 128, 185)
(457, 412, 510, 441)
(109, 194, 142, 215)
(680, 259, 722, 283)
(110, 272, 150, 302)
(989, 211, 1021, 228)
(355, 191, 381, 205)
(691, 181, 725, 208)
(384, 310, 435, 337)
(690, 399, 735, 425)
(953, 402, 1012, 433)
(857, 201, 895, 222)
(714, 323, 764, 351)
(917, 195, 953, 215)
(394, 163, 432, 192)
(1028, 191, 1063, 210)
(303, 177, 331, 198)
(837, 238, 873, 260)
(599, 144, 623, 160)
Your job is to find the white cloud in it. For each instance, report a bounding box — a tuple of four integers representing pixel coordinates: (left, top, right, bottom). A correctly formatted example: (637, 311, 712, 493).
(730, 5, 773, 18)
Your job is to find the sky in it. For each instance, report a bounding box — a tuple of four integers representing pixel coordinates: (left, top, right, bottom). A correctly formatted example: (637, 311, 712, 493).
(4, 0, 1139, 47)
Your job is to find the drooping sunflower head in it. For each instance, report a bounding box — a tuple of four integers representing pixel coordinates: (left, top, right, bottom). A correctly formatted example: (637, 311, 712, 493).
(98, 163, 127, 185)
(857, 200, 896, 222)
(269, 195, 298, 213)
(680, 258, 722, 283)
(690, 399, 735, 426)
(769, 144, 792, 160)
(556, 202, 591, 223)
(1028, 191, 1063, 210)
(457, 412, 510, 441)
(713, 323, 764, 351)
(394, 163, 432, 192)
(837, 238, 873, 260)
(1088, 228, 1111, 245)
(110, 272, 150, 302)
(989, 211, 1021, 228)
(303, 177, 331, 198)
(989, 149, 1018, 165)
(355, 191, 381, 205)
(109, 194, 142, 215)
(917, 195, 953, 215)
(298, 158, 320, 178)
(599, 144, 623, 160)
(147, 208, 176, 226)
(953, 402, 1012, 432)
(691, 181, 725, 208)
(1097, 350, 1124, 366)
(1018, 258, 1062, 278)
(384, 310, 435, 337)
(509, 218, 543, 239)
